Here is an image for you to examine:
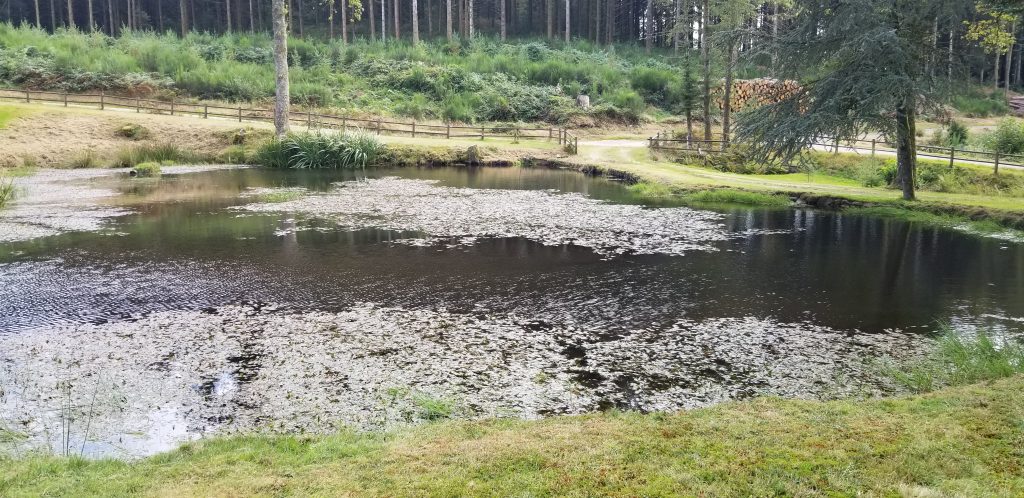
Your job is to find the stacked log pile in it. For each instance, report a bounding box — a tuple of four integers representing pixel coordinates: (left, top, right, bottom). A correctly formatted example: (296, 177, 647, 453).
(716, 78, 802, 111)
(1011, 96, 1024, 116)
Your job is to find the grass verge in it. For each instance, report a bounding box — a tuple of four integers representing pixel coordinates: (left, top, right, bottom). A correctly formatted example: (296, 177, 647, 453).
(1, 376, 1022, 496)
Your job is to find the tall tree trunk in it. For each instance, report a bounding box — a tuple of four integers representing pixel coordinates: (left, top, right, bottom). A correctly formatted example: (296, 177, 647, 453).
(297, 0, 303, 36)
(66, 0, 75, 28)
(771, 1, 778, 76)
(392, 0, 399, 39)
(368, 0, 375, 38)
(672, 0, 680, 53)
(895, 100, 916, 201)
(328, 0, 334, 38)
(34, 0, 41, 27)
(644, 0, 652, 53)
(226, 0, 232, 31)
(272, 0, 290, 137)
(1005, 21, 1016, 95)
(51, 0, 57, 31)
(499, 0, 505, 40)
(340, 0, 347, 43)
(700, 0, 710, 141)
(427, 0, 432, 37)
(598, 0, 606, 43)
(563, 0, 568, 42)
(948, 27, 954, 80)
(445, 0, 451, 39)
(249, 0, 254, 31)
(158, 0, 164, 31)
(546, 0, 552, 38)
(88, 0, 94, 30)
(412, 0, 419, 43)
(467, 0, 473, 37)
(179, 0, 188, 35)
(107, 0, 114, 33)
(722, 41, 737, 146)
(994, 52, 1000, 91)
(381, 0, 386, 39)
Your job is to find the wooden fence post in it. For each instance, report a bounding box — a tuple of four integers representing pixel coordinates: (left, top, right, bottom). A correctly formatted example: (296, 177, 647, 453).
(307, 111, 312, 129)
(136, 97, 141, 113)
(994, 152, 1000, 176)
(238, 107, 242, 122)
(203, 105, 208, 119)
(341, 117, 347, 132)
(548, 128, 553, 141)
(480, 126, 485, 140)
(446, 123, 451, 139)
(25, 90, 30, 103)
(376, 119, 382, 135)
(63, 92, 68, 107)
(99, 91, 105, 110)
(574, 137, 578, 154)
(949, 147, 955, 168)
(411, 122, 416, 138)
(871, 139, 876, 156)
(170, 101, 174, 116)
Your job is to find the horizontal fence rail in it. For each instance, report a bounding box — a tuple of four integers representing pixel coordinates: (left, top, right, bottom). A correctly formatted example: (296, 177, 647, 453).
(0, 89, 579, 155)
(648, 132, 1024, 174)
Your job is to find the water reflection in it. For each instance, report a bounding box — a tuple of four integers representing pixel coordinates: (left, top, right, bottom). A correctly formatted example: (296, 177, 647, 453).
(0, 166, 1021, 334)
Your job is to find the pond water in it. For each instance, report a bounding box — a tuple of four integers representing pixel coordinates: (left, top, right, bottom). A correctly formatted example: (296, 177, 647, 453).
(1, 166, 1022, 457)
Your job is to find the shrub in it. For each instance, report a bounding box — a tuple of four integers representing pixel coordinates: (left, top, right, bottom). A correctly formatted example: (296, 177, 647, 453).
(132, 161, 161, 177)
(975, 118, 1024, 155)
(442, 93, 479, 123)
(395, 93, 431, 120)
(117, 123, 150, 140)
(257, 131, 385, 169)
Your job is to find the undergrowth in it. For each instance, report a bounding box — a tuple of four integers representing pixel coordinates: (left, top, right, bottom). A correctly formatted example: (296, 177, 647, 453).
(889, 328, 1024, 394)
(255, 131, 384, 169)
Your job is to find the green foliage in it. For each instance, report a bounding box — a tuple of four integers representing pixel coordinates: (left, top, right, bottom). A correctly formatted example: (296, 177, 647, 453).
(812, 152, 1024, 196)
(681, 189, 792, 206)
(0, 25, 700, 124)
(132, 161, 161, 177)
(974, 118, 1024, 155)
(411, 394, 457, 421)
(256, 131, 385, 169)
(67, 150, 102, 168)
(951, 91, 1010, 117)
(117, 123, 150, 140)
(889, 329, 1024, 394)
(112, 143, 203, 168)
(0, 176, 15, 209)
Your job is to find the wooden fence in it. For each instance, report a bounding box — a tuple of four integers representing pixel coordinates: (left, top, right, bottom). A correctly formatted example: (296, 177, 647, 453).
(648, 132, 1024, 174)
(0, 89, 579, 154)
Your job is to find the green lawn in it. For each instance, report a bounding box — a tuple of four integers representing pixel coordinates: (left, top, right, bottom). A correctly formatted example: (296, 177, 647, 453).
(2, 377, 1022, 497)
(0, 104, 25, 128)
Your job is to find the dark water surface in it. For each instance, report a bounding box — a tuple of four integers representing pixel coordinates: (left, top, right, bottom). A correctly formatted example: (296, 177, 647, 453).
(2, 166, 1024, 457)
(2, 166, 1022, 334)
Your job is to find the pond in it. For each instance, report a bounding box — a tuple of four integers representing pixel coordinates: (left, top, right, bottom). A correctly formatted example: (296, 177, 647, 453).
(1, 165, 1022, 457)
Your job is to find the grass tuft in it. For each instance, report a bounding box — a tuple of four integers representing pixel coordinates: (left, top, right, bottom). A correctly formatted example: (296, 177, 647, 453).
(889, 329, 1024, 394)
(131, 162, 161, 178)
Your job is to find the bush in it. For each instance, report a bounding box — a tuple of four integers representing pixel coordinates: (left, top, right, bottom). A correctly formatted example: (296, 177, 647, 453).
(132, 161, 161, 177)
(442, 93, 479, 123)
(117, 123, 150, 140)
(975, 118, 1024, 155)
(256, 131, 385, 169)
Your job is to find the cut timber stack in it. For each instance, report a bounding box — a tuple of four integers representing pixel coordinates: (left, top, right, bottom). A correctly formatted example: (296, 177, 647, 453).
(716, 78, 802, 112)
(1010, 96, 1024, 116)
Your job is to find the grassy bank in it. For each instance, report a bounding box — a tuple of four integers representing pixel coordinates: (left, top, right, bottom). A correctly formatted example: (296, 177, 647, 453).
(1, 376, 1021, 496)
